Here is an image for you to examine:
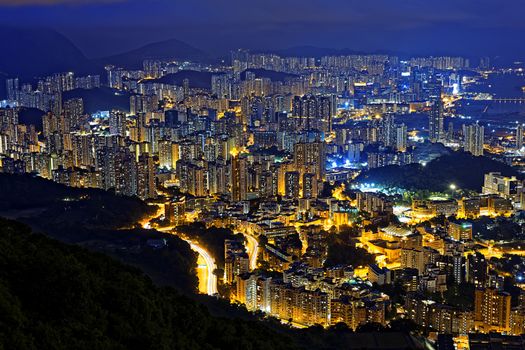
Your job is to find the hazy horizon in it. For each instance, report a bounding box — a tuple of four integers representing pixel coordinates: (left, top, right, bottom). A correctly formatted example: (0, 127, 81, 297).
(1, 0, 524, 60)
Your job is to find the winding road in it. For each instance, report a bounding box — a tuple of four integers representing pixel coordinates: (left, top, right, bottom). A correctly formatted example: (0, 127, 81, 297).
(187, 240, 218, 295)
(243, 233, 259, 270)
(152, 226, 218, 296)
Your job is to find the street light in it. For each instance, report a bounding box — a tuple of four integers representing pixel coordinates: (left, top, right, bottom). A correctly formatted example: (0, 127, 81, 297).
(449, 184, 457, 191)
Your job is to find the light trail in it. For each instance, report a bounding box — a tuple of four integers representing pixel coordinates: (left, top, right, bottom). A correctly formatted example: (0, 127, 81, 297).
(243, 233, 259, 270)
(151, 226, 218, 295)
(187, 240, 218, 295)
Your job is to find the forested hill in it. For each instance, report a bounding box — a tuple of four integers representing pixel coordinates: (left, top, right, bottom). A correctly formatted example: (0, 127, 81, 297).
(357, 152, 520, 192)
(0, 174, 197, 292)
(0, 218, 425, 350)
(0, 173, 152, 230)
(0, 218, 296, 350)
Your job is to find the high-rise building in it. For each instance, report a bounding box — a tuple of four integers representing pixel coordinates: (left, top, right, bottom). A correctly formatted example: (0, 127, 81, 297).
(114, 148, 137, 197)
(137, 153, 156, 199)
(109, 110, 127, 136)
(225, 240, 250, 284)
(143, 60, 163, 79)
(105, 65, 124, 89)
(72, 133, 94, 168)
(6, 78, 19, 102)
(377, 114, 396, 148)
(517, 124, 523, 150)
(211, 74, 232, 99)
(284, 171, 300, 199)
(63, 98, 84, 130)
(401, 248, 426, 275)
(302, 173, 318, 199)
(428, 100, 444, 143)
(396, 123, 408, 152)
(463, 123, 484, 156)
(482, 172, 522, 201)
(294, 140, 326, 181)
(231, 152, 248, 202)
(467, 252, 488, 288)
(447, 220, 473, 241)
(176, 161, 206, 197)
(235, 274, 258, 311)
(183, 78, 190, 98)
(474, 287, 511, 333)
(291, 94, 334, 132)
(158, 140, 179, 170)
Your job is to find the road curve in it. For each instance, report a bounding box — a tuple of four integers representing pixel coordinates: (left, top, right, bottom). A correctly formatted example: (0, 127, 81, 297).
(243, 233, 259, 270)
(187, 240, 218, 295)
(156, 227, 218, 295)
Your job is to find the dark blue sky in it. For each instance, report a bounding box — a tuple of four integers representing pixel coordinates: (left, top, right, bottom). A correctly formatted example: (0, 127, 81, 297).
(0, 0, 524, 59)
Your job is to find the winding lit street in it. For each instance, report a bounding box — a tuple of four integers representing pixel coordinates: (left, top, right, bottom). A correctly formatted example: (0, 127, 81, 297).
(243, 233, 259, 270)
(187, 240, 218, 295)
(149, 226, 218, 295)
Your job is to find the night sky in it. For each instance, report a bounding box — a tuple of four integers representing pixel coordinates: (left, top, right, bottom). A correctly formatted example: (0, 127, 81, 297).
(0, 0, 524, 59)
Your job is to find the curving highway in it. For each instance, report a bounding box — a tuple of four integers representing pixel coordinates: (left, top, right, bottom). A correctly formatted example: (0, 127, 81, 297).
(243, 233, 259, 270)
(187, 240, 218, 295)
(149, 226, 218, 295)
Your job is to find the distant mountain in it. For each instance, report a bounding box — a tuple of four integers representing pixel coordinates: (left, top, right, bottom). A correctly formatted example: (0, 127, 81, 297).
(241, 68, 297, 82)
(264, 46, 365, 58)
(0, 27, 93, 80)
(18, 108, 46, 130)
(261, 45, 407, 58)
(95, 39, 209, 69)
(63, 87, 131, 114)
(0, 27, 208, 93)
(151, 70, 217, 89)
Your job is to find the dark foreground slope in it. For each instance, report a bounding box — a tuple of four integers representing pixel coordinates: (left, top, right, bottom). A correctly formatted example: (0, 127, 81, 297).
(0, 219, 295, 350)
(0, 175, 425, 349)
(0, 174, 197, 292)
(0, 219, 424, 350)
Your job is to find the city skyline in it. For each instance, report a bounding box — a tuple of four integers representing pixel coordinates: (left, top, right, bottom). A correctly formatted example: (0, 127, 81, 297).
(2, 1, 525, 349)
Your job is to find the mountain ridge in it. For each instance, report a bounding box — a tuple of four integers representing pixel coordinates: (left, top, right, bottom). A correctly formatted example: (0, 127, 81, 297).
(93, 38, 210, 69)
(0, 27, 209, 86)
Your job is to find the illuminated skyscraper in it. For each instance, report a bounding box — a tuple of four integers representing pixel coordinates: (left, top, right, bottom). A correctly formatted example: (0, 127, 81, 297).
(6, 78, 19, 102)
(474, 287, 511, 333)
(463, 123, 484, 156)
(284, 171, 300, 199)
(72, 133, 94, 168)
(396, 123, 408, 152)
(293, 140, 326, 181)
(231, 153, 248, 201)
(137, 153, 156, 199)
(109, 110, 127, 137)
(378, 114, 396, 148)
(183, 78, 190, 98)
(114, 148, 136, 197)
(428, 100, 444, 143)
(292, 95, 334, 132)
(302, 173, 318, 199)
(158, 140, 179, 170)
(467, 252, 488, 288)
(63, 98, 84, 130)
(517, 124, 523, 150)
(447, 220, 473, 241)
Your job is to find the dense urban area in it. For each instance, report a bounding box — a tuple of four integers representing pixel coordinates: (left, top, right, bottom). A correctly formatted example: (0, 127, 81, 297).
(2, 45, 525, 350)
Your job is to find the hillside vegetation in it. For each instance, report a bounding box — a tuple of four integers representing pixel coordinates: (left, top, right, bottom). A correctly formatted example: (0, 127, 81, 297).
(357, 152, 519, 192)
